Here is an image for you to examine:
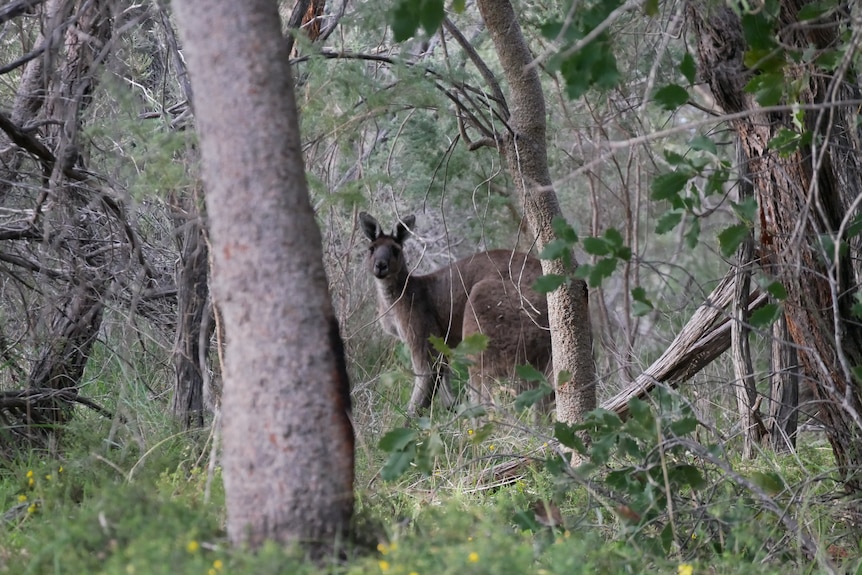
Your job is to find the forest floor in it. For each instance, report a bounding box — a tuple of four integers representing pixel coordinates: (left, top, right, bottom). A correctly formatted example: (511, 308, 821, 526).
(0, 356, 859, 575)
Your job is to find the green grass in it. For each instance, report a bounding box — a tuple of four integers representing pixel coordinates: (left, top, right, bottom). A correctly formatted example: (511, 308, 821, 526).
(1, 336, 860, 575)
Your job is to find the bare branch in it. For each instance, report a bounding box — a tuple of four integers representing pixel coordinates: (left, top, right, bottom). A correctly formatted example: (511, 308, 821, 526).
(0, 0, 46, 25)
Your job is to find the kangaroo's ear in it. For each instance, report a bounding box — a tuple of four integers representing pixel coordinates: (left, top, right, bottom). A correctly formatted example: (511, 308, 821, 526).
(359, 212, 382, 241)
(394, 215, 415, 244)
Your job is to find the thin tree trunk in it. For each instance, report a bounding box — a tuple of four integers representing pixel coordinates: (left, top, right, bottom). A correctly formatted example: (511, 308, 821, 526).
(170, 192, 212, 429)
(27, 0, 112, 400)
(769, 315, 799, 451)
(731, 142, 760, 459)
(475, 0, 597, 429)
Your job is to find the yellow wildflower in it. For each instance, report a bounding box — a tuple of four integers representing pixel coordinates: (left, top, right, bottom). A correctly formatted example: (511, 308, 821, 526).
(409, 572, 419, 575)
(58, 466, 64, 474)
(468, 551, 479, 563)
(468, 429, 474, 435)
(27, 503, 37, 514)
(488, 445, 496, 452)
(678, 563, 694, 575)
(26, 470, 33, 478)
(378, 560, 390, 572)
(17, 494, 27, 503)
(208, 570, 216, 575)
(377, 542, 389, 555)
(186, 540, 200, 553)
(44, 474, 52, 481)
(28, 478, 34, 487)
(213, 559, 224, 571)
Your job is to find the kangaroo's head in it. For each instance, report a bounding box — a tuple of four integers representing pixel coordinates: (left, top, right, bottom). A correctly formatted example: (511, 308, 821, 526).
(359, 212, 415, 280)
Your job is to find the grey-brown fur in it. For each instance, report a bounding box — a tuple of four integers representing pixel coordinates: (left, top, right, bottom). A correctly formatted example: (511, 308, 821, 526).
(359, 212, 552, 415)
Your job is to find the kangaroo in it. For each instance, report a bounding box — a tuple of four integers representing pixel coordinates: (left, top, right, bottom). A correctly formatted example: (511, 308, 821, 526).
(359, 211, 552, 416)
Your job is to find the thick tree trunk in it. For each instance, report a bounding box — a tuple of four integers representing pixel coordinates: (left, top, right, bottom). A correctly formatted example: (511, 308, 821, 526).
(689, 1, 862, 489)
(476, 0, 597, 428)
(173, 0, 354, 555)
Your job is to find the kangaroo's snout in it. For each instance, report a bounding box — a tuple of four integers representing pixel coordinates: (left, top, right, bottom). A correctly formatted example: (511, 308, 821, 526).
(373, 260, 389, 278)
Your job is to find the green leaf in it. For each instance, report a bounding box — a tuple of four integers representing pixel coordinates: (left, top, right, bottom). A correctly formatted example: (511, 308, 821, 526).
(631, 287, 654, 316)
(653, 84, 689, 110)
(768, 128, 804, 157)
(655, 211, 683, 234)
(667, 416, 698, 437)
(846, 215, 862, 239)
(743, 48, 785, 73)
(670, 464, 706, 490)
(764, 280, 787, 300)
(552, 216, 578, 243)
(750, 470, 784, 495)
(513, 509, 543, 533)
(741, 13, 776, 51)
(419, 0, 445, 36)
(717, 223, 751, 257)
(750, 302, 782, 327)
(852, 294, 862, 319)
(688, 134, 717, 154)
(797, 1, 832, 21)
(643, 0, 659, 16)
(731, 197, 759, 224)
(534, 274, 567, 294)
(451, 0, 466, 13)
(744, 73, 785, 107)
(381, 444, 416, 481)
(684, 216, 700, 249)
(852, 365, 862, 383)
(582, 236, 610, 256)
(458, 333, 490, 356)
(680, 52, 696, 85)
(378, 427, 418, 452)
(539, 238, 572, 261)
(819, 234, 849, 263)
(588, 258, 617, 287)
(514, 384, 553, 411)
(516, 364, 547, 383)
(651, 171, 691, 201)
(429, 335, 452, 357)
(554, 422, 587, 453)
(391, 0, 420, 41)
(604, 227, 624, 249)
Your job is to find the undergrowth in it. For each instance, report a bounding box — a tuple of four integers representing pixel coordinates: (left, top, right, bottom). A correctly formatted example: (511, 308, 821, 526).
(1, 338, 861, 575)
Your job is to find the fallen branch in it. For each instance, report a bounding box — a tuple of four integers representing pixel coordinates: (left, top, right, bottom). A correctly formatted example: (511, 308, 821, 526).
(601, 268, 768, 419)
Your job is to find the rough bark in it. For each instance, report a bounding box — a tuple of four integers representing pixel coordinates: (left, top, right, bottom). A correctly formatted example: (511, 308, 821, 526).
(475, 0, 597, 427)
(769, 314, 799, 452)
(689, 1, 862, 489)
(24, 0, 113, 405)
(173, 0, 354, 555)
(731, 143, 760, 459)
(170, 192, 212, 429)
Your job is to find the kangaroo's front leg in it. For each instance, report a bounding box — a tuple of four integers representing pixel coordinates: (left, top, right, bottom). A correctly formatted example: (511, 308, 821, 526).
(407, 348, 435, 416)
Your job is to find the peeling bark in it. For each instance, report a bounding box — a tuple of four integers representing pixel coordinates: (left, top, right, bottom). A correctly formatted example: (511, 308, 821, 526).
(689, 1, 862, 489)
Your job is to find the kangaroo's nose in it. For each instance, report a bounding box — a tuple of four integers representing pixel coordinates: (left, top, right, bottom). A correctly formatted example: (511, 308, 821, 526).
(374, 261, 389, 277)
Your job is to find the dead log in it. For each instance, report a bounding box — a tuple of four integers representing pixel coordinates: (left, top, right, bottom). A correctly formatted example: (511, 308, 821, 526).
(601, 268, 767, 419)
